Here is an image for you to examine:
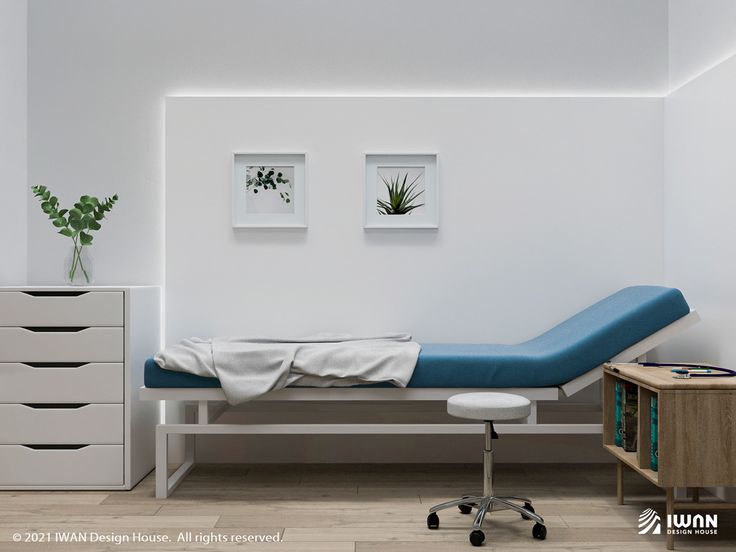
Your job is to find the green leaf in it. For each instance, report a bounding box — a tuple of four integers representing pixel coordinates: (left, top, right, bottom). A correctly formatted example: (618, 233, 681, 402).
(79, 232, 93, 246)
(52, 218, 66, 227)
(88, 219, 101, 231)
(69, 218, 83, 231)
(58, 209, 68, 217)
(41, 202, 52, 213)
(81, 203, 94, 214)
(69, 208, 82, 220)
(58, 228, 74, 238)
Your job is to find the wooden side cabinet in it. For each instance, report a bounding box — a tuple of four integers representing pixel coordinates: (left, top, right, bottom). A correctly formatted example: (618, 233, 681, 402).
(603, 363, 736, 550)
(0, 286, 160, 490)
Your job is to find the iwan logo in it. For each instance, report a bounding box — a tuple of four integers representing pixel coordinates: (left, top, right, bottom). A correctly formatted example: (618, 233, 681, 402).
(638, 508, 718, 537)
(639, 508, 661, 535)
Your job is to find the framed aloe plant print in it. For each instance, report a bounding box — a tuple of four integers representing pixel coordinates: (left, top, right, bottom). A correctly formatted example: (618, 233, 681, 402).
(364, 153, 438, 229)
(232, 153, 307, 227)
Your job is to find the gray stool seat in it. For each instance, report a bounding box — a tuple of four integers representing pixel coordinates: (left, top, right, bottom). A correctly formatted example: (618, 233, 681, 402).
(447, 392, 531, 421)
(427, 391, 546, 546)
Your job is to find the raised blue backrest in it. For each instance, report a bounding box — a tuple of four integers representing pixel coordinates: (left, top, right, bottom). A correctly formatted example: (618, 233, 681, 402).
(522, 286, 691, 377)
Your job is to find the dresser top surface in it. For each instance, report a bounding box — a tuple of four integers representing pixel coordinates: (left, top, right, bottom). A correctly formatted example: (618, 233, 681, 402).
(0, 286, 159, 291)
(606, 363, 736, 390)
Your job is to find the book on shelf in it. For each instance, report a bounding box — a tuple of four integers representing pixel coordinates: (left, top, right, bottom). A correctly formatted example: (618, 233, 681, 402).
(650, 395, 658, 471)
(615, 381, 623, 447)
(622, 382, 638, 452)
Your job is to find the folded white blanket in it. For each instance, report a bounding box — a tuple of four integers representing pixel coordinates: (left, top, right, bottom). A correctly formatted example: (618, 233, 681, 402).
(154, 333, 421, 405)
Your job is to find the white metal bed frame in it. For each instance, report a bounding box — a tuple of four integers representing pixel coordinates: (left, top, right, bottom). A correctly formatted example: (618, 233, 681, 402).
(141, 310, 699, 498)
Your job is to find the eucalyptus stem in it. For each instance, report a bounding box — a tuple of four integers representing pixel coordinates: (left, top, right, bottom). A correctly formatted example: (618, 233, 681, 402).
(69, 238, 79, 282)
(77, 245, 90, 283)
(69, 241, 90, 284)
(30, 186, 118, 285)
(67, 238, 90, 284)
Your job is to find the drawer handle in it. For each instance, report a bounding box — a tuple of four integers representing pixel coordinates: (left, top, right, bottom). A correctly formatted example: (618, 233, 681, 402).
(21, 444, 89, 450)
(22, 291, 89, 297)
(22, 362, 89, 368)
(22, 403, 89, 409)
(22, 326, 89, 333)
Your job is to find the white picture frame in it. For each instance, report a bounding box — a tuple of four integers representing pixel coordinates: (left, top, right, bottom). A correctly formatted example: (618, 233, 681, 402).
(232, 153, 307, 228)
(364, 153, 439, 229)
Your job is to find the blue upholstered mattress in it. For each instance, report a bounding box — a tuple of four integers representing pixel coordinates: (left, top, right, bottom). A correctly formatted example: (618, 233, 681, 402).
(144, 286, 690, 389)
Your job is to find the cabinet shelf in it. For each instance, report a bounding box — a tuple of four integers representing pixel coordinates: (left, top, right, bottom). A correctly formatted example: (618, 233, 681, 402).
(603, 362, 736, 550)
(603, 444, 658, 485)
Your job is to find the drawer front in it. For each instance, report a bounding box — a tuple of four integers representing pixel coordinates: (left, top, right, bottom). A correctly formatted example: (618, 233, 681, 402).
(0, 291, 123, 327)
(0, 363, 123, 403)
(0, 327, 123, 362)
(0, 445, 123, 486)
(0, 404, 123, 444)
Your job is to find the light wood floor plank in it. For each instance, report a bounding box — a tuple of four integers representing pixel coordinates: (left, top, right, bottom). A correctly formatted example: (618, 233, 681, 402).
(0, 505, 162, 517)
(2, 464, 735, 551)
(0, 492, 109, 505)
(0, 516, 219, 529)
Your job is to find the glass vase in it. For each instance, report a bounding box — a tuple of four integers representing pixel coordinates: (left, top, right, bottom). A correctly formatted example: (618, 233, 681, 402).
(64, 244, 94, 285)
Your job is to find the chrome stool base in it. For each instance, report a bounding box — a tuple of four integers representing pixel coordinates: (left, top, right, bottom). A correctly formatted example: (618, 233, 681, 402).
(426, 421, 547, 546)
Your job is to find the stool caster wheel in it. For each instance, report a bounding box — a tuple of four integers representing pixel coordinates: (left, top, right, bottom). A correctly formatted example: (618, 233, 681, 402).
(532, 523, 547, 540)
(521, 502, 535, 520)
(426, 512, 439, 529)
(469, 529, 485, 546)
(459, 504, 473, 514)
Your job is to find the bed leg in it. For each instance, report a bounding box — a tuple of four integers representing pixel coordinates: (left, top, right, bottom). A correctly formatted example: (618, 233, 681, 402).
(527, 401, 538, 424)
(198, 400, 208, 425)
(155, 424, 168, 499)
(184, 433, 195, 464)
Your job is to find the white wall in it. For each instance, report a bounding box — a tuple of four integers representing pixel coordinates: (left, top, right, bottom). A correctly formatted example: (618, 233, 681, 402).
(164, 95, 665, 463)
(25, 0, 668, 286)
(662, 2, 736, 496)
(167, 96, 665, 345)
(166, 98, 664, 462)
(0, 0, 27, 284)
(661, 3, 736, 366)
(663, 55, 736, 364)
(17, 0, 673, 462)
(668, 0, 736, 90)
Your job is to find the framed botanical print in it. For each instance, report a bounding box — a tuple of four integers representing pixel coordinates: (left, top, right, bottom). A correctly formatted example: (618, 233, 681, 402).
(232, 153, 307, 227)
(364, 153, 438, 229)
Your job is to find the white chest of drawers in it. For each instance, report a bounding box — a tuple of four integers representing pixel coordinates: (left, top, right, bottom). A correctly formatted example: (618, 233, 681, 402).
(0, 286, 160, 489)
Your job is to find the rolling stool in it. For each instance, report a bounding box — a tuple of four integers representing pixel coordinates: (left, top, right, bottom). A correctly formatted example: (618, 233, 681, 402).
(426, 392, 547, 546)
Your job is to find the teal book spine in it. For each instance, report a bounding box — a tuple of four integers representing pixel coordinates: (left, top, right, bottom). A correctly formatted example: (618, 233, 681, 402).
(623, 382, 638, 452)
(651, 395, 658, 471)
(615, 381, 623, 447)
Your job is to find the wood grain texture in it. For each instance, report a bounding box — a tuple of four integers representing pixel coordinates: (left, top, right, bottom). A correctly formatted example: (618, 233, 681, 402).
(605, 364, 736, 390)
(603, 372, 616, 446)
(659, 391, 736, 487)
(0, 464, 734, 551)
(605, 365, 736, 488)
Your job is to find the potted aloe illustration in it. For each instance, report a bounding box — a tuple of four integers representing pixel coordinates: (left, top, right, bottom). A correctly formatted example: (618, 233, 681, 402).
(31, 185, 119, 285)
(377, 171, 425, 215)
